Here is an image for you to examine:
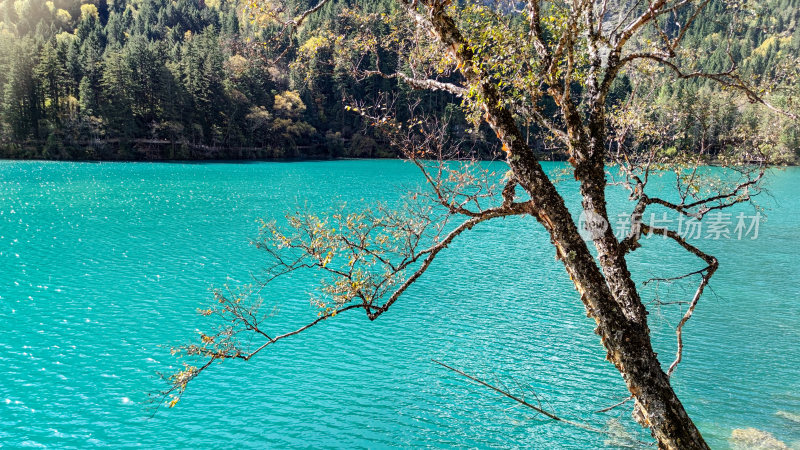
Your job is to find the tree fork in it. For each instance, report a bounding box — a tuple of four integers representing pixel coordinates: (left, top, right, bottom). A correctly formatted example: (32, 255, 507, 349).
(412, 1, 709, 447)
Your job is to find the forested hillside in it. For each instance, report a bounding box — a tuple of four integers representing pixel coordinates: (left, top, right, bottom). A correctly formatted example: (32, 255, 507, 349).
(0, 0, 798, 161)
(624, 0, 800, 164)
(0, 0, 402, 159)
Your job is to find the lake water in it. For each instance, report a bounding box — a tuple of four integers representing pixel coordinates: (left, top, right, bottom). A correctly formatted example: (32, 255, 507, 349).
(0, 160, 798, 448)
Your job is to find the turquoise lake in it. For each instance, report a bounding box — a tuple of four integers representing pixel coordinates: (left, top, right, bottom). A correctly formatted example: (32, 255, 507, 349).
(0, 160, 798, 448)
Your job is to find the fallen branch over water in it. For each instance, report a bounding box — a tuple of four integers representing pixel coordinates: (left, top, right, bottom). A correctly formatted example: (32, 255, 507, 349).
(431, 359, 652, 446)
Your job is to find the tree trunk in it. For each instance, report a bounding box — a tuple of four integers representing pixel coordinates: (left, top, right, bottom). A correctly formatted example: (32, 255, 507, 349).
(416, 4, 710, 448)
(517, 157, 709, 450)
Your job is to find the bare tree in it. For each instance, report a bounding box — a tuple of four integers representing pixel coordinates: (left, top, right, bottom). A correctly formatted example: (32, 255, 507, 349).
(162, 1, 792, 448)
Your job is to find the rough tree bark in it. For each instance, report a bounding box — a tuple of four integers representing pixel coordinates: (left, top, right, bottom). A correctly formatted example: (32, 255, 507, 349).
(164, 2, 780, 449)
(419, 3, 707, 447)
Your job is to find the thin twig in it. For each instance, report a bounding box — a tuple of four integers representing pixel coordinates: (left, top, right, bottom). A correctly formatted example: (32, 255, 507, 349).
(595, 395, 634, 413)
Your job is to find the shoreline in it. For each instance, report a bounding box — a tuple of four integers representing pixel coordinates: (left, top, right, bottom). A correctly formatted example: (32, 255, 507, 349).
(0, 141, 794, 167)
(0, 155, 794, 167)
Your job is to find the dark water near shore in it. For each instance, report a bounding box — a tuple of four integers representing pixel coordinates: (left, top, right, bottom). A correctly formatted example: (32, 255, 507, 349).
(1, 160, 798, 448)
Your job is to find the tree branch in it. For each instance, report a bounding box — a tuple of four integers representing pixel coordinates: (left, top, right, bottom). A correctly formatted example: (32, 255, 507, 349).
(639, 224, 718, 376)
(642, 168, 764, 219)
(619, 54, 797, 120)
(362, 70, 467, 97)
(432, 359, 650, 446)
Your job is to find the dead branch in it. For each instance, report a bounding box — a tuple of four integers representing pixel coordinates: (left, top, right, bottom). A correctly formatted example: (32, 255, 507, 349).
(595, 395, 634, 414)
(639, 224, 718, 376)
(432, 359, 651, 446)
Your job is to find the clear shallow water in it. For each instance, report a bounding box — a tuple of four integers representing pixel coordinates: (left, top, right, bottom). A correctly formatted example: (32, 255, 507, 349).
(0, 160, 798, 448)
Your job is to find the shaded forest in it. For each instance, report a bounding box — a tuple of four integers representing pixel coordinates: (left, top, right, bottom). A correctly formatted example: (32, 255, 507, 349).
(0, 0, 798, 161)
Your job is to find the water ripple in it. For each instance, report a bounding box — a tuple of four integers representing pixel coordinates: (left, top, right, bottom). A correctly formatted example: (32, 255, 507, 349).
(0, 161, 798, 448)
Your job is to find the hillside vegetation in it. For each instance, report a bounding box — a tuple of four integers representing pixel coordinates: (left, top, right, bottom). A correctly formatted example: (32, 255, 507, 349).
(0, 0, 797, 161)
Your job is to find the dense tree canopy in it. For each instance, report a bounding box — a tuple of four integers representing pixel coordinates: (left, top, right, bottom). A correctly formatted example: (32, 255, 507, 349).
(0, 0, 400, 158)
(0, 0, 798, 161)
